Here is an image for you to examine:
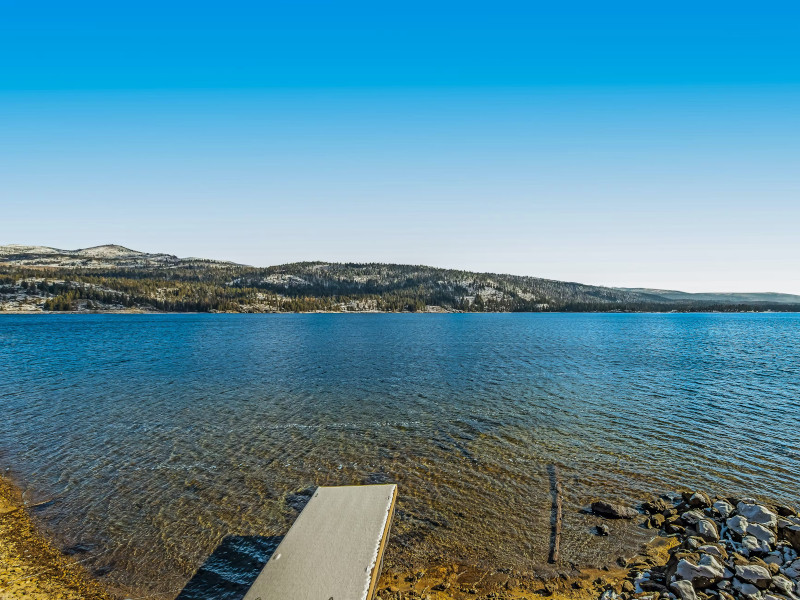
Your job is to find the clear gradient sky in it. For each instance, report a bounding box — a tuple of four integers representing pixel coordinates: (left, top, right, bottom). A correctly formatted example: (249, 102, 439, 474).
(2, 1, 799, 292)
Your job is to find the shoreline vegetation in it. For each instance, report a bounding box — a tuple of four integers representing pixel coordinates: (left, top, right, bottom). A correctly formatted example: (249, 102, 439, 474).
(3, 245, 800, 314)
(3, 472, 798, 600)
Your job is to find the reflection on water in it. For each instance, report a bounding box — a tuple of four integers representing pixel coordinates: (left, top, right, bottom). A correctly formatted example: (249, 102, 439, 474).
(1, 313, 799, 598)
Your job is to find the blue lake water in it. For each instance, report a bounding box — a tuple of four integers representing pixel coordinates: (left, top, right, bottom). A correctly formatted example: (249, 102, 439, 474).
(1, 313, 799, 597)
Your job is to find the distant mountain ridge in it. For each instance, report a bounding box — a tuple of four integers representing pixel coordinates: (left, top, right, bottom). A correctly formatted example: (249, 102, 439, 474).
(621, 288, 800, 305)
(0, 244, 238, 269)
(1, 244, 798, 313)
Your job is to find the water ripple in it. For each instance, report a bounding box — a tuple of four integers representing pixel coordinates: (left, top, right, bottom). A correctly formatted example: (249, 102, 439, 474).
(0, 313, 798, 597)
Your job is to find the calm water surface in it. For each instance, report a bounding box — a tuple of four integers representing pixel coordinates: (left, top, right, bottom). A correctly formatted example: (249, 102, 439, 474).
(1, 314, 799, 597)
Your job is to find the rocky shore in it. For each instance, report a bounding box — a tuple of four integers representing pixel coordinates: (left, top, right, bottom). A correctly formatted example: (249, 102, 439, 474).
(605, 492, 800, 600)
(377, 492, 800, 600)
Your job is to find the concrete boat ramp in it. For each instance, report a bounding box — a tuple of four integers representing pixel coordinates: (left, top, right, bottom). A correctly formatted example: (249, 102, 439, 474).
(242, 484, 397, 600)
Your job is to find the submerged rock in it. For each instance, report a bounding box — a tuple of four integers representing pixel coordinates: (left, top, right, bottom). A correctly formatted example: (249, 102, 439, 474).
(285, 486, 316, 512)
(643, 498, 669, 514)
(688, 492, 712, 509)
(600, 589, 619, 600)
(592, 501, 638, 519)
(650, 514, 666, 528)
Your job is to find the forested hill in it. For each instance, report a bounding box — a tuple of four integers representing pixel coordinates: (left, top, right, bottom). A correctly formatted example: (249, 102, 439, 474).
(1, 245, 798, 313)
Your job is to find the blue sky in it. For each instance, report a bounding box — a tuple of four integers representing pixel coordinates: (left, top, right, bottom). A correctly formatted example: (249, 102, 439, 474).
(1, 1, 799, 292)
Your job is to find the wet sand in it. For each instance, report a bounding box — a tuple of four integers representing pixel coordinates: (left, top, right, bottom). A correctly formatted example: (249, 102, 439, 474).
(0, 475, 112, 600)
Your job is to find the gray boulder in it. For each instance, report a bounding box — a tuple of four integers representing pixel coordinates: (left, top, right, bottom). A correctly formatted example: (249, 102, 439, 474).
(784, 525, 800, 552)
(735, 564, 773, 589)
(714, 500, 735, 519)
(764, 552, 783, 566)
(738, 502, 779, 527)
(771, 575, 794, 597)
(784, 558, 800, 579)
(698, 519, 720, 542)
(748, 523, 777, 546)
(699, 544, 728, 560)
(675, 555, 725, 589)
(779, 545, 798, 563)
(742, 535, 762, 555)
(779, 517, 800, 530)
(729, 515, 751, 537)
(733, 578, 764, 599)
(671, 579, 698, 600)
(686, 537, 702, 550)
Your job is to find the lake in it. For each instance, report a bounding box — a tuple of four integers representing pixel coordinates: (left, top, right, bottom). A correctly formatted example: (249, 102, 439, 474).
(1, 313, 798, 598)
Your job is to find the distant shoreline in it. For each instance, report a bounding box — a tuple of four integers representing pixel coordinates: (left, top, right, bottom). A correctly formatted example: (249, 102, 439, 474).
(3, 245, 800, 314)
(2, 310, 800, 316)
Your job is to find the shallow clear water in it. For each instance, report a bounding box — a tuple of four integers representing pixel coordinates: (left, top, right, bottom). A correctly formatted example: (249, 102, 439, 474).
(1, 313, 798, 598)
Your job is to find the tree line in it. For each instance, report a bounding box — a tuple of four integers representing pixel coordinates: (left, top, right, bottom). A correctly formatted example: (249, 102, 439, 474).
(2, 264, 799, 314)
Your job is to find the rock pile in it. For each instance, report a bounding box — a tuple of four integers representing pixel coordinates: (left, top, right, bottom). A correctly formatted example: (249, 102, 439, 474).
(597, 492, 800, 600)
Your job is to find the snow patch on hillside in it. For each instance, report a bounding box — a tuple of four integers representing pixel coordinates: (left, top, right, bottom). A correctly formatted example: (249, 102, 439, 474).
(0, 244, 241, 269)
(72, 245, 145, 258)
(0, 245, 61, 256)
